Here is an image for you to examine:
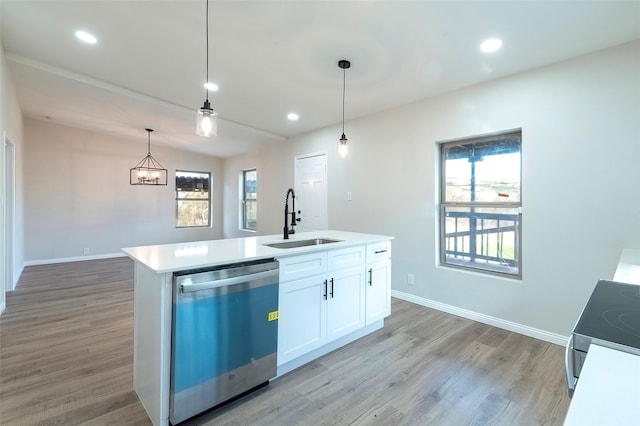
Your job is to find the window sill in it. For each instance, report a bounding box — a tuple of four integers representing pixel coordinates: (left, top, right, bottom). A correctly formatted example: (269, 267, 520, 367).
(436, 262, 522, 283)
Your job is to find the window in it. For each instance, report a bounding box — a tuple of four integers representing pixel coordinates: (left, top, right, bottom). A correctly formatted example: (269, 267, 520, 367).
(439, 130, 522, 277)
(241, 169, 257, 231)
(176, 171, 211, 228)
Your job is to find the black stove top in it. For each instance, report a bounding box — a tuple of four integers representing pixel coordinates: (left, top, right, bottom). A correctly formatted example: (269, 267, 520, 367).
(574, 280, 640, 352)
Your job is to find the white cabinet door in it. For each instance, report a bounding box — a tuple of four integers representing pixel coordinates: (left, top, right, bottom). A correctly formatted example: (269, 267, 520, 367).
(365, 241, 392, 325)
(326, 266, 366, 342)
(277, 275, 327, 365)
(366, 260, 391, 324)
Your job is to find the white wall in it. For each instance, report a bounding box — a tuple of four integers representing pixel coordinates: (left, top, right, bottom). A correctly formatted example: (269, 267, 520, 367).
(223, 41, 640, 337)
(222, 152, 265, 239)
(23, 119, 224, 262)
(1, 32, 26, 313)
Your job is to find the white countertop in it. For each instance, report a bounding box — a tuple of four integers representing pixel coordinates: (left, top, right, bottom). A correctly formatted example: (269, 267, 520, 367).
(613, 248, 640, 285)
(564, 344, 640, 426)
(122, 230, 393, 273)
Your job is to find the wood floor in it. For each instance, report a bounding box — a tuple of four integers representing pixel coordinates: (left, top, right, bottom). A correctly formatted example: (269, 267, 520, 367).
(0, 257, 570, 425)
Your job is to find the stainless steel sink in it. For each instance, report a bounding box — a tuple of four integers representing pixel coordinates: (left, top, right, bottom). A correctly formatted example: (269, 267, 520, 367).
(263, 238, 343, 249)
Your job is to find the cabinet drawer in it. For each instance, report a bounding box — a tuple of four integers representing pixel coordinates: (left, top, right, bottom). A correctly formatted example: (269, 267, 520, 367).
(278, 252, 328, 282)
(328, 246, 366, 270)
(366, 241, 391, 263)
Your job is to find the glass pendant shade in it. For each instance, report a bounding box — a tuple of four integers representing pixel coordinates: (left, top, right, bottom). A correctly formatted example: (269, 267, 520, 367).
(196, 0, 218, 137)
(338, 133, 349, 158)
(338, 59, 351, 158)
(130, 129, 168, 185)
(197, 99, 218, 137)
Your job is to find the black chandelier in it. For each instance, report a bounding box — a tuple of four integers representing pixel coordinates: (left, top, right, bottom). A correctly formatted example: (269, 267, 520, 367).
(130, 128, 168, 185)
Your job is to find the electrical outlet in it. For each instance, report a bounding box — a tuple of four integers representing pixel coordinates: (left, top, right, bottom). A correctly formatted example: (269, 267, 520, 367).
(407, 273, 415, 286)
(347, 191, 352, 201)
(83, 248, 90, 255)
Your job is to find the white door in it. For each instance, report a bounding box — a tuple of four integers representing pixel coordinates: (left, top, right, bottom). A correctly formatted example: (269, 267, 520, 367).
(295, 153, 327, 232)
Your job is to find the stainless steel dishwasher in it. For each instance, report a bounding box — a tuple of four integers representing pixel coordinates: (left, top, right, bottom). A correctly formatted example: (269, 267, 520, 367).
(170, 258, 279, 425)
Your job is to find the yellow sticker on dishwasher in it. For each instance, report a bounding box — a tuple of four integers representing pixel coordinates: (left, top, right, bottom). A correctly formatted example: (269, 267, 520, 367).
(268, 311, 279, 321)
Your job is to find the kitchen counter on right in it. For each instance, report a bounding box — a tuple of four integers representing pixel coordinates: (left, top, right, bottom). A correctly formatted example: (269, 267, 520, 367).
(563, 344, 640, 425)
(613, 248, 640, 285)
(564, 248, 640, 425)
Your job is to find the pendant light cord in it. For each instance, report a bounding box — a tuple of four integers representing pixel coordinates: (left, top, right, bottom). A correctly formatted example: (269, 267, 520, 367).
(342, 67, 346, 134)
(205, 0, 209, 102)
(146, 129, 151, 155)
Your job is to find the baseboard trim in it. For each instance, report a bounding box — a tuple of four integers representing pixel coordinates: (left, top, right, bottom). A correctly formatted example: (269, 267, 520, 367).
(12, 264, 24, 291)
(24, 252, 127, 267)
(391, 290, 568, 347)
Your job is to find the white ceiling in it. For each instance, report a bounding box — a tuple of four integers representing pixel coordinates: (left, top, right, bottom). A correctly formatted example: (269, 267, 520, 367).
(2, 1, 639, 158)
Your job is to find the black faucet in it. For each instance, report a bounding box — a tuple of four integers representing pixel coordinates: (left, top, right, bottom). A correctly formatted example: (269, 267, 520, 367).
(284, 188, 300, 239)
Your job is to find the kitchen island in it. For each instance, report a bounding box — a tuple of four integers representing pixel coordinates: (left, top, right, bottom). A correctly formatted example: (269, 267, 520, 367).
(123, 230, 393, 426)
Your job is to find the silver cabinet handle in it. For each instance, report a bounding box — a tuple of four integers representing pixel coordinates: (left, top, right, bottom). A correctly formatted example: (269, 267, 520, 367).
(180, 270, 277, 293)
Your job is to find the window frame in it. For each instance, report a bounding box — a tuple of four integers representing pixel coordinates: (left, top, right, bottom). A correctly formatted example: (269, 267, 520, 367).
(175, 170, 212, 228)
(438, 129, 523, 279)
(240, 168, 257, 231)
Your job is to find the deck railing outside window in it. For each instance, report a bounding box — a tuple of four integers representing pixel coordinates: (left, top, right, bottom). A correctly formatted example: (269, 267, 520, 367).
(443, 209, 520, 275)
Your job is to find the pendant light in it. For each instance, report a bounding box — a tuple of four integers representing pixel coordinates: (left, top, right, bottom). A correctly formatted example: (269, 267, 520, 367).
(338, 59, 351, 158)
(130, 129, 168, 185)
(196, 0, 217, 137)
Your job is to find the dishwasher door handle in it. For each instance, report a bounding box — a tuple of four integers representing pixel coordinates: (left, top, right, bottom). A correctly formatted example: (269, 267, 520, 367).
(180, 270, 278, 293)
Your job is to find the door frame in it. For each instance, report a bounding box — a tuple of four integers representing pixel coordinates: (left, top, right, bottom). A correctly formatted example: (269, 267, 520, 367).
(4, 133, 15, 294)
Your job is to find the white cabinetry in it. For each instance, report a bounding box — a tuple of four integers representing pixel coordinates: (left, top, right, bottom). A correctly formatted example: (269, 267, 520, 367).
(326, 265, 366, 341)
(277, 246, 366, 365)
(278, 274, 327, 362)
(365, 241, 391, 324)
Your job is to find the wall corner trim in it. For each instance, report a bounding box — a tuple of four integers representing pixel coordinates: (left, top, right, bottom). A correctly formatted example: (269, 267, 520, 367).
(391, 290, 569, 347)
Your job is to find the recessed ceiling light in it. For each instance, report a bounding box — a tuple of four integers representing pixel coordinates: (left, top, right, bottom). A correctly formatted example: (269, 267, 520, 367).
(287, 113, 299, 121)
(75, 30, 97, 44)
(204, 82, 219, 92)
(480, 38, 502, 53)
